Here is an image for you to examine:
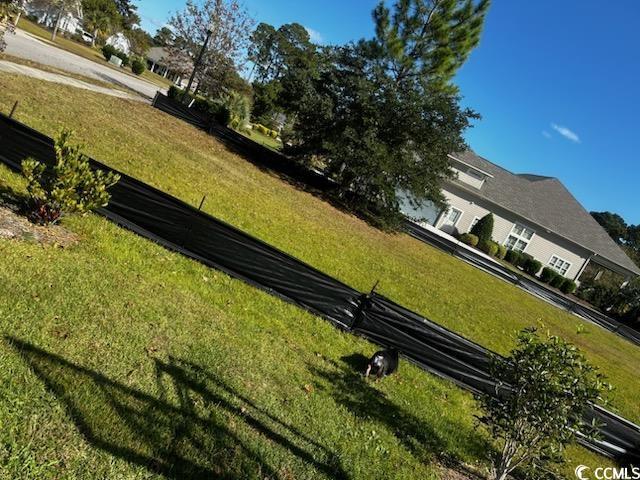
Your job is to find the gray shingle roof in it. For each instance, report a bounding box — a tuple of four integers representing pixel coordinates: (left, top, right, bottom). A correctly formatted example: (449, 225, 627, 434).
(448, 151, 640, 276)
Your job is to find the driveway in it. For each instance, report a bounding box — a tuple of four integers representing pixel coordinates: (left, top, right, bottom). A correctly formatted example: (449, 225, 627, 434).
(4, 29, 163, 100)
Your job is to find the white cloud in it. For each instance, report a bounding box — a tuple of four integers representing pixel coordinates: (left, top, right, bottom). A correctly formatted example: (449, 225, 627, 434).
(542, 130, 552, 139)
(551, 123, 580, 143)
(305, 26, 323, 44)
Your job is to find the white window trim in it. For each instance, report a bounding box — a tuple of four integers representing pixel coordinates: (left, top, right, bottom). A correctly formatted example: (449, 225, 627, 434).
(439, 207, 463, 228)
(547, 254, 572, 277)
(503, 223, 535, 253)
(469, 216, 480, 231)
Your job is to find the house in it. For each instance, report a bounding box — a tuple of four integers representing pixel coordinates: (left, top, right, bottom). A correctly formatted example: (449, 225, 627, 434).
(106, 33, 131, 55)
(145, 46, 191, 87)
(26, 0, 83, 35)
(402, 151, 640, 283)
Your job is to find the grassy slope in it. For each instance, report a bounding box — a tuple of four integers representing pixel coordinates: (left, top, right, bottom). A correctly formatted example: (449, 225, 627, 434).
(0, 73, 630, 477)
(243, 128, 283, 151)
(16, 19, 171, 90)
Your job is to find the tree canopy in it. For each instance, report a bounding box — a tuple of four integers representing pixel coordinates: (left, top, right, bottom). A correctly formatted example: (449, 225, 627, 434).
(248, 0, 489, 227)
(168, 0, 254, 96)
(591, 210, 640, 268)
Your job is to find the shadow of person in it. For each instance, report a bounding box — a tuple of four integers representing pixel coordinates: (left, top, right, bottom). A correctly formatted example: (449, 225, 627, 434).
(309, 354, 491, 476)
(6, 337, 350, 480)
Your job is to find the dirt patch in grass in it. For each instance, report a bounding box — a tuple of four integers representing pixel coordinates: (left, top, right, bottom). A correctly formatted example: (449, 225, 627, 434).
(0, 206, 78, 246)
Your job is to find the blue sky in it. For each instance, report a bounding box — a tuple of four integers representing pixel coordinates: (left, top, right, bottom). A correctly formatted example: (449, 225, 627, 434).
(137, 0, 640, 224)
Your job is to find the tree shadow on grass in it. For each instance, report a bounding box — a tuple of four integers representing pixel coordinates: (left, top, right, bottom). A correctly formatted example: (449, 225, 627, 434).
(0, 181, 28, 213)
(7, 337, 349, 480)
(310, 353, 491, 479)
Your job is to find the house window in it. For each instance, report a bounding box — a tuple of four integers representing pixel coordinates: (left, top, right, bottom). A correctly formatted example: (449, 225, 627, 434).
(548, 255, 572, 276)
(469, 216, 480, 230)
(504, 224, 535, 252)
(443, 207, 462, 226)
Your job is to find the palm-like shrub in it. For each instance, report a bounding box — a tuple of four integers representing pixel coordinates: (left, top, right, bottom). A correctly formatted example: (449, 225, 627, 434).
(21, 130, 120, 225)
(216, 91, 251, 131)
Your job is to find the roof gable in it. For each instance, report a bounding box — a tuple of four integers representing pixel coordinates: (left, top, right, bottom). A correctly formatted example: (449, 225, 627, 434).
(449, 151, 640, 275)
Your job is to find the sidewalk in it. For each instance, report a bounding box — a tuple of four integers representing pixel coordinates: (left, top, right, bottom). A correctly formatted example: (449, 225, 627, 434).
(0, 60, 143, 101)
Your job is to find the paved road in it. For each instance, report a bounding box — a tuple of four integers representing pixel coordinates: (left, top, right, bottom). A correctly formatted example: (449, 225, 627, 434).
(0, 60, 142, 101)
(4, 29, 163, 100)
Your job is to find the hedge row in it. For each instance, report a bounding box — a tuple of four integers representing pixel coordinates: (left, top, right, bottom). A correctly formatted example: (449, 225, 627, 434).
(253, 123, 279, 138)
(459, 235, 507, 260)
(167, 86, 232, 126)
(539, 266, 577, 294)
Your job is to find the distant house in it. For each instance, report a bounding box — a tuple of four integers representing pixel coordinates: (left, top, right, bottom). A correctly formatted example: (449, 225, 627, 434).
(146, 46, 192, 87)
(26, 0, 83, 35)
(402, 151, 640, 283)
(106, 32, 131, 55)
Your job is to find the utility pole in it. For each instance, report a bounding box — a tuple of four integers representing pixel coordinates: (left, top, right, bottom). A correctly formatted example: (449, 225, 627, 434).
(51, 1, 65, 41)
(185, 19, 214, 95)
(14, 0, 26, 27)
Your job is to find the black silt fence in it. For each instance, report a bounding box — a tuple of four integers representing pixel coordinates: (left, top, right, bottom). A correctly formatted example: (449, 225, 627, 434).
(404, 220, 640, 348)
(153, 94, 336, 193)
(1, 112, 639, 463)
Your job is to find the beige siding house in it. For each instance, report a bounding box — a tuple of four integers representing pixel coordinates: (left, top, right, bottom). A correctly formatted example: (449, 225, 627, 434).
(403, 151, 640, 283)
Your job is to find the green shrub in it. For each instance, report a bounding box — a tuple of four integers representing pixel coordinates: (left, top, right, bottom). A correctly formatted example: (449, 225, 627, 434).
(101, 44, 117, 61)
(168, 85, 180, 99)
(216, 91, 251, 131)
(505, 249, 522, 266)
(211, 103, 231, 126)
(460, 233, 479, 247)
(269, 129, 279, 138)
(131, 57, 145, 75)
(21, 130, 120, 225)
(496, 244, 507, 260)
(477, 328, 609, 480)
(479, 240, 498, 257)
(470, 213, 494, 243)
(550, 274, 565, 289)
(560, 278, 577, 295)
(522, 257, 542, 276)
(539, 267, 559, 284)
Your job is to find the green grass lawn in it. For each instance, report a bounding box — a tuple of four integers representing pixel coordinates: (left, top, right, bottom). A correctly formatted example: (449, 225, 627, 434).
(0, 73, 633, 478)
(243, 128, 283, 151)
(16, 18, 171, 91)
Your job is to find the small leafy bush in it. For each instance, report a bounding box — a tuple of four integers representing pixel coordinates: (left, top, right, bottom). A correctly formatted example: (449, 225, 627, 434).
(460, 233, 479, 247)
(168, 85, 181, 99)
(479, 240, 498, 257)
(495, 244, 507, 260)
(210, 103, 231, 126)
(550, 274, 565, 289)
(101, 44, 117, 61)
(560, 278, 577, 294)
(21, 130, 120, 225)
(522, 257, 542, 276)
(539, 267, 559, 284)
(505, 249, 522, 266)
(131, 57, 145, 75)
(477, 328, 609, 480)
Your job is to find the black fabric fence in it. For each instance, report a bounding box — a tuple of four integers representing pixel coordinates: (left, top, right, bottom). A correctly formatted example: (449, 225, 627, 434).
(153, 93, 336, 193)
(152, 92, 640, 349)
(404, 220, 640, 348)
(1, 111, 639, 463)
